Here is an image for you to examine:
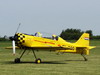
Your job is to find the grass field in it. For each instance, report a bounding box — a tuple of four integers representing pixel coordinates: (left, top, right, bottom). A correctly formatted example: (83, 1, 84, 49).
(0, 40, 100, 75)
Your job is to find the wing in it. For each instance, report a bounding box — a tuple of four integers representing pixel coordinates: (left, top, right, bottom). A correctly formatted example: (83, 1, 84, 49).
(5, 45, 70, 51)
(5, 46, 19, 49)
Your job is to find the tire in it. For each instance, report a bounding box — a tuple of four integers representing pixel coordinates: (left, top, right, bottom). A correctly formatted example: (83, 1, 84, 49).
(35, 58, 41, 64)
(14, 58, 20, 63)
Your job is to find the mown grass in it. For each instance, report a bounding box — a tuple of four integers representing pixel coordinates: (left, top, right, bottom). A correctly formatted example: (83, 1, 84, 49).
(0, 40, 100, 75)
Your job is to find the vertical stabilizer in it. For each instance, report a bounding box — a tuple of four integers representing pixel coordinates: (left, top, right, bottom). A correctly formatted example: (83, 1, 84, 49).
(75, 33, 89, 46)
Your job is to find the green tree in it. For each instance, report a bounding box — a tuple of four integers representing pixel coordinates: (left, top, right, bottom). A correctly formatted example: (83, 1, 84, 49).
(85, 30, 93, 39)
(60, 28, 84, 40)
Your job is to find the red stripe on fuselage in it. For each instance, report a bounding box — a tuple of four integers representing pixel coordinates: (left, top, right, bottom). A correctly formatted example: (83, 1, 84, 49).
(34, 40, 55, 45)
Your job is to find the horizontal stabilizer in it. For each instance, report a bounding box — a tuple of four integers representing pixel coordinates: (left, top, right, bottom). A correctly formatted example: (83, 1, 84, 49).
(89, 46, 96, 49)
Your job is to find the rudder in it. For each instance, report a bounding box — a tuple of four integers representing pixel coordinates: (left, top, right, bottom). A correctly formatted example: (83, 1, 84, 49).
(75, 33, 89, 46)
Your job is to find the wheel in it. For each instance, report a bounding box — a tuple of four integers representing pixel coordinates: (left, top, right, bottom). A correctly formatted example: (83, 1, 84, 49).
(14, 58, 20, 63)
(35, 58, 41, 64)
(84, 58, 88, 61)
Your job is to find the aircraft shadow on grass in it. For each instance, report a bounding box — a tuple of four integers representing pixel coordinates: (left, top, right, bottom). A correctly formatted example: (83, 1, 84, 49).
(2, 61, 67, 64)
(64, 59, 87, 61)
(2, 59, 86, 65)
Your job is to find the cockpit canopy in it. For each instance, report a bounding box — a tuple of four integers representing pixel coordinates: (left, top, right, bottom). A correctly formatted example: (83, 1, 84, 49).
(34, 32, 59, 40)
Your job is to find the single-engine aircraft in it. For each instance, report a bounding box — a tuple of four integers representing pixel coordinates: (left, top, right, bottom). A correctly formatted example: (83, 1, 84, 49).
(8, 32, 95, 64)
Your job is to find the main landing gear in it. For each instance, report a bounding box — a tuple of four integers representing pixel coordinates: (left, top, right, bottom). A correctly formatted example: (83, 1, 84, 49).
(14, 49, 42, 64)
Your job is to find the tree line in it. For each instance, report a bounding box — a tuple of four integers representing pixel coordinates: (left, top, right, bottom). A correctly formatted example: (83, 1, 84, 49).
(0, 35, 9, 41)
(60, 28, 100, 40)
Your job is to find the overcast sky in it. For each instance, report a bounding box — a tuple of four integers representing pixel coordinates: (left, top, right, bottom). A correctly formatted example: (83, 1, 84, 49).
(0, 0, 100, 36)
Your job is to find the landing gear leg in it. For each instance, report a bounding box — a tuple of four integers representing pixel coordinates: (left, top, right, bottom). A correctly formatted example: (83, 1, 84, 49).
(14, 49, 26, 63)
(81, 54, 88, 61)
(32, 50, 41, 64)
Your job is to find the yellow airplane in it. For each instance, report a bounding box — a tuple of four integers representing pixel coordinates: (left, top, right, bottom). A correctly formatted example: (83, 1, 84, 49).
(8, 32, 95, 63)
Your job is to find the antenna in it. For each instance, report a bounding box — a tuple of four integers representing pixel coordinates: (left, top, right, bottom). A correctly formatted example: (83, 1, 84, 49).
(15, 23, 21, 34)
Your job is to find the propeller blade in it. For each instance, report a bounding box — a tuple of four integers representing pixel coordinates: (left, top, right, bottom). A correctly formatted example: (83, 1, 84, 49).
(12, 40, 16, 55)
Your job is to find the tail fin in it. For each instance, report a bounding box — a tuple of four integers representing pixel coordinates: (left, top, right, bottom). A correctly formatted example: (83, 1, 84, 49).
(75, 33, 89, 46)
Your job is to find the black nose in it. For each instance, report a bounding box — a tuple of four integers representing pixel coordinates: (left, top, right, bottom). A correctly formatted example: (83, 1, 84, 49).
(9, 34, 18, 41)
(9, 36, 15, 41)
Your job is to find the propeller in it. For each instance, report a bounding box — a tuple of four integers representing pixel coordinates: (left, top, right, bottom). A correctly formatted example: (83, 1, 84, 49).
(9, 36, 16, 55)
(9, 23, 21, 55)
(12, 40, 15, 55)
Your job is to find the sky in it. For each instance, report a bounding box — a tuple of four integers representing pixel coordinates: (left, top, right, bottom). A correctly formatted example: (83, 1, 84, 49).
(0, 0, 100, 36)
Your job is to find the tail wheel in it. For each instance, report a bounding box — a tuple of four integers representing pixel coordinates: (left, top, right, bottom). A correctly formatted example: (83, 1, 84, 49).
(35, 58, 41, 64)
